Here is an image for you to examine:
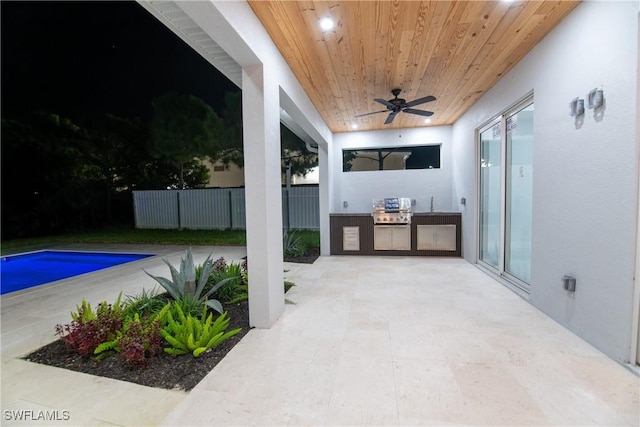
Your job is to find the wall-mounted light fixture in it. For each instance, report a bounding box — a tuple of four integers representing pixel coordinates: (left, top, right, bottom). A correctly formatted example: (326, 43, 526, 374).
(587, 88, 604, 109)
(562, 275, 576, 292)
(569, 97, 584, 117)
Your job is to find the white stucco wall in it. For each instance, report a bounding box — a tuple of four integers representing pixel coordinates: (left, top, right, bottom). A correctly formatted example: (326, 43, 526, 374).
(331, 126, 454, 214)
(452, 0, 639, 362)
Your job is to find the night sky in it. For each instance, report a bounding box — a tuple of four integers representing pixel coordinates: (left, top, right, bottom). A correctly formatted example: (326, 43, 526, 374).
(1, 1, 238, 121)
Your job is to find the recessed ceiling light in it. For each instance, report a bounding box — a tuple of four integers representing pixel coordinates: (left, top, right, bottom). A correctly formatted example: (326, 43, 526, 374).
(351, 124, 358, 129)
(319, 17, 334, 31)
(424, 118, 432, 124)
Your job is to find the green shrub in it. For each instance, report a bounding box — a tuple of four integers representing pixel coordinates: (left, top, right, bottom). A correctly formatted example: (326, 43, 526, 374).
(171, 293, 207, 318)
(284, 280, 295, 292)
(122, 287, 167, 319)
(70, 299, 96, 324)
(204, 258, 247, 303)
(295, 230, 320, 249)
(160, 303, 241, 357)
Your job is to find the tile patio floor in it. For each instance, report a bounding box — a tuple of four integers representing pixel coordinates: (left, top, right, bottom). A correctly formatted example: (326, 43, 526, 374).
(1, 245, 638, 426)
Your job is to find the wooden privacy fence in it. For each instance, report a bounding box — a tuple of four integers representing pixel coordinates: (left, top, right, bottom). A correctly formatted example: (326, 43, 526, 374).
(132, 186, 319, 230)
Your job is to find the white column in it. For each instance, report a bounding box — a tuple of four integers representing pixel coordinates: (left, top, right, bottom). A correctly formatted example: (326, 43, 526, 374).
(242, 64, 284, 328)
(318, 144, 331, 255)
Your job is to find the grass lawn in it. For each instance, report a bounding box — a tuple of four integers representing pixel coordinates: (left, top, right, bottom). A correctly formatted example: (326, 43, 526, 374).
(1, 228, 320, 256)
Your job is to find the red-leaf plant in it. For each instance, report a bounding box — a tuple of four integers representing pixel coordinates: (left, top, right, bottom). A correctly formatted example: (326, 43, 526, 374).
(116, 314, 163, 368)
(55, 294, 124, 357)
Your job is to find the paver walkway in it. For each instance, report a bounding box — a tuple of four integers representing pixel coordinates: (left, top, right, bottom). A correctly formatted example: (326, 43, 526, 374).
(163, 256, 639, 426)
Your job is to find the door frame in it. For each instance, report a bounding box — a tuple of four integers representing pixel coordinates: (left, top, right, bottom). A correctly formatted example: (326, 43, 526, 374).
(475, 93, 534, 294)
(632, 146, 640, 365)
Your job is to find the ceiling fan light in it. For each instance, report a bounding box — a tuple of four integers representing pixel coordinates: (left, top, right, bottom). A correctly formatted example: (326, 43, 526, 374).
(424, 118, 432, 124)
(351, 124, 358, 129)
(319, 17, 334, 31)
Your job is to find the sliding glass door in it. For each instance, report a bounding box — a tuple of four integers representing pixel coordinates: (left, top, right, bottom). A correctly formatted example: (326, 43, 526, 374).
(478, 98, 533, 288)
(505, 103, 533, 283)
(479, 120, 502, 270)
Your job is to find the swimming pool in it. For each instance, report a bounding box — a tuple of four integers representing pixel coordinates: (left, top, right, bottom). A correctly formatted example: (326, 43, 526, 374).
(0, 250, 154, 295)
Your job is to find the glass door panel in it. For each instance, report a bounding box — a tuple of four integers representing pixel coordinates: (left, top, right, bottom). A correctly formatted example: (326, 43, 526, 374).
(477, 96, 534, 290)
(479, 122, 502, 269)
(505, 104, 534, 283)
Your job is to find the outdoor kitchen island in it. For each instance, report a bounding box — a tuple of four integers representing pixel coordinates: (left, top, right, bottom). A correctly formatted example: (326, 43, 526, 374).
(329, 211, 462, 257)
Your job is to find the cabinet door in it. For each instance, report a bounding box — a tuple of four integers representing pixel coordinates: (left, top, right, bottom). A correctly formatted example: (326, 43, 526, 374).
(375, 226, 410, 250)
(342, 226, 360, 251)
(417, 225, 456, 251)
(435, 225, 456, 251)
(417, 225, 438, 250)
(374, 226, 393, 250)
(391, 226, 411, 250)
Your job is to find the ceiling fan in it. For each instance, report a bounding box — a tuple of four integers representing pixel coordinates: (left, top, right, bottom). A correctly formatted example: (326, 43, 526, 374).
(356, 89, 436, 124)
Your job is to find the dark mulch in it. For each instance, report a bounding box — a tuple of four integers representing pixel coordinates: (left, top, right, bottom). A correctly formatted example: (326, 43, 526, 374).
(284, 246, 320, 264)
(23, 249, 318, 391)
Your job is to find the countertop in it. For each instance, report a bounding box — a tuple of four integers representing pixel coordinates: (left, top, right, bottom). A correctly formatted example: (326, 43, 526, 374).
(330, 212, 461, 216)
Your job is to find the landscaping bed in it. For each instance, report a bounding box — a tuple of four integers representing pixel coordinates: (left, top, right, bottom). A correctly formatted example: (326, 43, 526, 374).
(25, 300, 250, 391)
(284, 246, 320, 264)
(23, 246, 318, 392)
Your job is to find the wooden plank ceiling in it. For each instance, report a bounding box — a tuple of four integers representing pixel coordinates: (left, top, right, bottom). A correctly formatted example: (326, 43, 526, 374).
(248, 0, 580, 133)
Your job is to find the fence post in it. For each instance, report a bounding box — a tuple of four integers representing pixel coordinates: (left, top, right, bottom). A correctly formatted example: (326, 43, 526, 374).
(228, 190, 233, 229)
(285, 164, 291, 231)
(177, 191, 182, 230)
(132, 191, 138, 229)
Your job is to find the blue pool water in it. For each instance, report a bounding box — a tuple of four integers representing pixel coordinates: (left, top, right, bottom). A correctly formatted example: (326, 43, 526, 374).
(0, 251, 154, 295)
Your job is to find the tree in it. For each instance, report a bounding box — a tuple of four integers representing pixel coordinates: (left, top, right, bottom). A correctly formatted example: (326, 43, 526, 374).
(214, 91, 244, 168)
(342, 148, 400, 171)
(75, 114, 146, 223)
(280, 124, 317, 178)
(1, 113, 97, 238)
(342, 149, 358, 172)
(131, 157, 208, 190)
(150, 92, 222, 189)
(216, 90, 318, 179)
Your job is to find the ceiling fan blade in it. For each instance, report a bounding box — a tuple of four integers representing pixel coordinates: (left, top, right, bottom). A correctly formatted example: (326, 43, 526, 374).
(403, 108, 434, 117)
(384, 111, 397, 124)
(355, 109, 389, 118)
(374, 98, 395, 109)
(403, 95, 436, 108)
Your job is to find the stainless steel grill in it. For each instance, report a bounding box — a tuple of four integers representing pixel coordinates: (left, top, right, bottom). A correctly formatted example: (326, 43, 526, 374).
(372, 198, 412, 224)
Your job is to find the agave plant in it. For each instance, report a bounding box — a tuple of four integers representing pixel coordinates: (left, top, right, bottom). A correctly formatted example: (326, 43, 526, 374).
(283, 229, 306, 257)
(144, 247, 236, 314)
